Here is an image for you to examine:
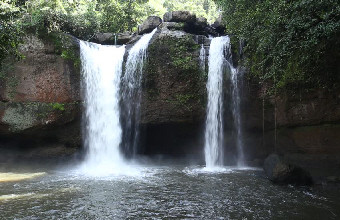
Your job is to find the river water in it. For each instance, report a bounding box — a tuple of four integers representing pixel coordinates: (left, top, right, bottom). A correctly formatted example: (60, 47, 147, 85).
(1, 165, 339, 219)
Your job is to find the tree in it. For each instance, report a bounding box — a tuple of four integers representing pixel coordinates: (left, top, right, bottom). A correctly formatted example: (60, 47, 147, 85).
(214, 0, 340, 90)
(0, 0, 23, 67)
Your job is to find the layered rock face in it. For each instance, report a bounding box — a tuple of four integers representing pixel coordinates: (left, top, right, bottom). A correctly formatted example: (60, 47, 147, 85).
(0, 34, 82, 160)
(139, 26, 208, 157)
(243, 81, 340, 171)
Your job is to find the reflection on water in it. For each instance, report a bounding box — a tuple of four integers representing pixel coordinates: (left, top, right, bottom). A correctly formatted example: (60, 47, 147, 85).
(0, 166, 339, 219)
(0, 172, 46, 182)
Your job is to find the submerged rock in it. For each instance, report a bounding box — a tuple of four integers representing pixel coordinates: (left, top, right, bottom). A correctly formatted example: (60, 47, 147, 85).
(263, 154, 313, 185)
(138, 16, 162, 35)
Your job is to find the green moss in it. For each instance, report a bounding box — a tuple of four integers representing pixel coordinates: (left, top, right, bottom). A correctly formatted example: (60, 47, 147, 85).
(166, 94, 196, 111)
(7, 75, 19, 99)
(167, 36, 200, 74)
(175, 94, 195, 105)
(61, 49, 81, 67)
(47, 33, 80, 68)
(50, 103, 65, 111)
(0, 56, 17, 80)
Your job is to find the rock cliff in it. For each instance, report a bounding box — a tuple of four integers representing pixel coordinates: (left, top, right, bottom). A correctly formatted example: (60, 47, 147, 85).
(0, 12, 339, 171)
(0, 34, 82, 161)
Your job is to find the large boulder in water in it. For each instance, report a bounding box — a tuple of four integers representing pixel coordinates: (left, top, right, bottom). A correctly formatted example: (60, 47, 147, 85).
(263, 154, 313, 185)
(138, 16, 162, 35)
(163, 11, 196, 23)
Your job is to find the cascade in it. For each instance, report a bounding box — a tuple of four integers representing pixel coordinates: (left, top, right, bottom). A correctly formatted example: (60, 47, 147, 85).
(121, 28, 157, 157)
(80, 41, 126, 174)
(204, 36, 229, 168)
(204, 35, 245, 168)
(229, 56, 245, 167)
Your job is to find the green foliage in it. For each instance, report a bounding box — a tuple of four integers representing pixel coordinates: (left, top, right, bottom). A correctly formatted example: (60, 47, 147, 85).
(175, 94, 194, 105)
(1, 0, 219, 71)
(149, 0, 219, 23)
(170, 36, 200, 72)
(61, 49, 80, 67)
(50, 103, 65, 111)
(214, 0, 340, 90)
(0, 0, 24, 69)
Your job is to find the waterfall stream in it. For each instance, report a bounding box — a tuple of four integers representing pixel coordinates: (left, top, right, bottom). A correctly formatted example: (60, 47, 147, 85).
(121, 28, 157, 157)
(205, 36, 245, 167)
(204, 36, 229, 168)
(80, 41, 126, 174)
(230, 60, 245, 167)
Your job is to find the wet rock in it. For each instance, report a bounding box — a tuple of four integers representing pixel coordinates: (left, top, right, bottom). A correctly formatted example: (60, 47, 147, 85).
(163, 11, 196, 23)
(263, 154, 313, 185)
(138, 16, 162, 35)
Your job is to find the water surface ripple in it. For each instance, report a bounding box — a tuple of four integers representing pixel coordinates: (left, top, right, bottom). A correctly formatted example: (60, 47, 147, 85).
(0, 166, 339, 220)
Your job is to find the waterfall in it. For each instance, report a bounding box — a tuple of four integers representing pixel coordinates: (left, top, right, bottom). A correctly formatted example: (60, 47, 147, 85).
(199, 44, 206, 73)
(121, 28, 157, 157)
(204, 36, 229, 168)
(80, 41, 126, 174)
(204, 35, 245, 168)
(224, 38, 245, 167)
(230, 60, 245, 167)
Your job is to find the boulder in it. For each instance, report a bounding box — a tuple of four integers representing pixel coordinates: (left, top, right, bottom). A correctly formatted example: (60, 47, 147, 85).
(138, 16, 162, 35)
(163, 11, 196, 23)
(263, 154, 313, 185)
(159, 22, 185, 31)
(93, 32, 134, 45)
(93, 33, 115, 45)
(211, 21, 226, 35)
(204, 26, 218, 37)
(194, 17, 208, 31)
(117, 32, 135, 44)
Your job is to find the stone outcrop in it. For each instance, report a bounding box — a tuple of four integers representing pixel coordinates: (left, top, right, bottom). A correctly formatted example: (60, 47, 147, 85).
(242, 81, 340, 166)
(138, 26, 207, 157)
(0, 34, 82, 160)
(263, 154, 313, 185)
(138, 16, 162, 35)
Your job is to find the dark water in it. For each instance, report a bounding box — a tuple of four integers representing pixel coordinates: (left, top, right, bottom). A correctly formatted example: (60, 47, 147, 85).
(0, 165, 339, 220)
